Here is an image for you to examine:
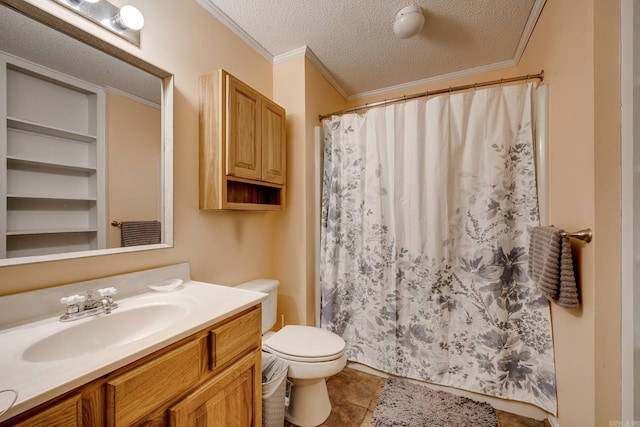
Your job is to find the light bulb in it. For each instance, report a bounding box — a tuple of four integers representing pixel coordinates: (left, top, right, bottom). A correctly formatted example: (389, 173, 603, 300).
(112, 5, 144, 31)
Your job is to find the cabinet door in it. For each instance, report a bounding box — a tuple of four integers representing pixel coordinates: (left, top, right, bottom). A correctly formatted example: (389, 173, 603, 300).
(169, 351, 261, 427)
(226, 76, 261, 181)
(261, 98, 286, 185)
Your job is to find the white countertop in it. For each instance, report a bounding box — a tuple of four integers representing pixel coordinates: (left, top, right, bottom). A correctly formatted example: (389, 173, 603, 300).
(0, 264, 266, 422)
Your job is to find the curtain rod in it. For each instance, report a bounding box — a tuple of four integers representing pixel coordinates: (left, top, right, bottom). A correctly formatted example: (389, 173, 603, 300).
(319, 70, 544, 121)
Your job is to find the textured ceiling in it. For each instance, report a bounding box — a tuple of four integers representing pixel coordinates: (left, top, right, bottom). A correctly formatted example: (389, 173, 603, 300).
(198, 0, 545, 99)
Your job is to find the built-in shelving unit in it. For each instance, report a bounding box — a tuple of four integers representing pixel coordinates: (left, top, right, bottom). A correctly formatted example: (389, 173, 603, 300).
(1, 53, 105, 258)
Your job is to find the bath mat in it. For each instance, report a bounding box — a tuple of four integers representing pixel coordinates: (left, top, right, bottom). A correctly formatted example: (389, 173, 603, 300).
(372, 377, 498, 427)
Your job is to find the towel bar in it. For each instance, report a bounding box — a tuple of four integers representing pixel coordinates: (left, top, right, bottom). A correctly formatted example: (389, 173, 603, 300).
(561, 228, 592, 243)
(111, 221, 121, 228)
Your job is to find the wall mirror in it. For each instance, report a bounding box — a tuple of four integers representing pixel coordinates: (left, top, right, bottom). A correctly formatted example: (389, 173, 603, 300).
(0, 0, 173, 267)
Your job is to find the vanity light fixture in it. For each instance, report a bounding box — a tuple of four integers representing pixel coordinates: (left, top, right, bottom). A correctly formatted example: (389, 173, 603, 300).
(393, 4, 425, 39)
(55, 0, 144, 45)
(68, 0, 100, 4)
(111, 5, 144, 31)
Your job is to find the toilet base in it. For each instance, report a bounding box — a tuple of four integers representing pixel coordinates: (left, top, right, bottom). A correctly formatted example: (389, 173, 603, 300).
(285, 377, 331, 427)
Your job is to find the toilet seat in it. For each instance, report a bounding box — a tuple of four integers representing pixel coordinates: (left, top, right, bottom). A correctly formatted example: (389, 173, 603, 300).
(263, 325, 345, 362)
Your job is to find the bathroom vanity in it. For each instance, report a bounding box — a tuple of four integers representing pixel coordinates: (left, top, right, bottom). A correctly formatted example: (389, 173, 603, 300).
(0, 264, 266, 426)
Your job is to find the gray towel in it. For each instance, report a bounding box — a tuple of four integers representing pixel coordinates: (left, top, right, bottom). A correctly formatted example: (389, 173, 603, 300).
(527, 226, 579, 308)
(120, 221, 161, 247)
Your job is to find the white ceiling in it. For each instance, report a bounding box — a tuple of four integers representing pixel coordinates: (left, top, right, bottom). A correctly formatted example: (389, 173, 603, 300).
(197, 0, 545, 100)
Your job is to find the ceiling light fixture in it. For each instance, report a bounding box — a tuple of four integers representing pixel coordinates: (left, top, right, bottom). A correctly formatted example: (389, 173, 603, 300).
(56, 0, 144, 45)
(393, 4, 425, 39)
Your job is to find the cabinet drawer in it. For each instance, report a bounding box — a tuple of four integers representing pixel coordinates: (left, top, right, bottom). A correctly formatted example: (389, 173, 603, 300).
(106, 339, 203, 426)
(11, 393, 82, 427)
(210, 307, 261, 370)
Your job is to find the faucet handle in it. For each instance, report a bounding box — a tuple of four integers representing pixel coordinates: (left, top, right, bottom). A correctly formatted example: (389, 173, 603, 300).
(60, 294, 86, 305)
(98, 287, 117, 297)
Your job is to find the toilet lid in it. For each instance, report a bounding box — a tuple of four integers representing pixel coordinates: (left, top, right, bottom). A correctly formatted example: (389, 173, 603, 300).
(263, 325, 345, 362)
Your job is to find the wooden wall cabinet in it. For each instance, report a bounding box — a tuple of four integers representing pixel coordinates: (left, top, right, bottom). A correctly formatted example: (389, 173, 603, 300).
(199, 69, 286, 210)
(1, 306, 263, 427)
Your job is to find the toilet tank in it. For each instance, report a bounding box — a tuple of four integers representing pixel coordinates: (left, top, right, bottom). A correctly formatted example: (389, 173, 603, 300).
(235, 279, 279, 334)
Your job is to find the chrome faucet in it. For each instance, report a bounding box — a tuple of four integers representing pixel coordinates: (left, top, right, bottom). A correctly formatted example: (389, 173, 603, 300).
(83, 290, 101, 310)
(59, 287, 118, 321)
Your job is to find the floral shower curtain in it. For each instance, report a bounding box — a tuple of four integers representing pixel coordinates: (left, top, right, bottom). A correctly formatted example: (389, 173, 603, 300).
(319, 83, 557, 413)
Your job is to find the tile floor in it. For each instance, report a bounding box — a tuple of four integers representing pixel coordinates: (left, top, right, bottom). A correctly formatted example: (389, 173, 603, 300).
(285, 367, 547, 427)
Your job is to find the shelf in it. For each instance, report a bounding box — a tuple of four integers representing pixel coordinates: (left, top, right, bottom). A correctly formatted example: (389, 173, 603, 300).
(226, 175, 283, 189)
(6, 232, 98, 258)
(7, 228, 97, 236)
(226, 179, 283, 210)
(7, 156, 96, 173)
(7, 117, 96, 143)
(7, 194, 98, 202)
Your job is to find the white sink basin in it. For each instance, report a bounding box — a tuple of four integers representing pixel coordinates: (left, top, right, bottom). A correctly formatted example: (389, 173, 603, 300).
(22, 303, 189, 362)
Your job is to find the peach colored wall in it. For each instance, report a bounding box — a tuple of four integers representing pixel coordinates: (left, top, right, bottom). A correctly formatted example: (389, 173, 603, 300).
(272, 56, 347, 328)
(272, 57, 307, 327)
(591, 0, 621, 424)
(106, 93, 161, 248)
(518, 2, 596, 425)
(518, 0, 621, 425)
(0, 0, 278, 296)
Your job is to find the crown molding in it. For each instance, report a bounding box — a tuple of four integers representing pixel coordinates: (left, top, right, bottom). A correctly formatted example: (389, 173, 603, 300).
(195, 0, 272, 62)
(349, 59, 517, 101)
(273, 46, 306, 64)
(272, 46, 349, 100)
(513, 0, 547, 63)
(304, 48, 350, 100)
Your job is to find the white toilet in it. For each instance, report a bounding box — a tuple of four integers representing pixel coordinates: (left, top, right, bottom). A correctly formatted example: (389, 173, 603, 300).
(236, 279, 346, 427)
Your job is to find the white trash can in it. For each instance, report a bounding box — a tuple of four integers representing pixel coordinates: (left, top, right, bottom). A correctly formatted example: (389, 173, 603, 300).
(261, 352, 289, 427)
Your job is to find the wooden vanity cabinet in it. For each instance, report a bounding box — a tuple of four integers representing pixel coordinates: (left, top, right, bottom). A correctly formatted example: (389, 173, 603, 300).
(199, 69, 286, 210)
(0, 306, 262, 427)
